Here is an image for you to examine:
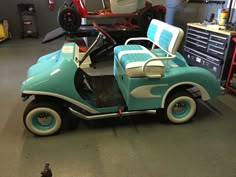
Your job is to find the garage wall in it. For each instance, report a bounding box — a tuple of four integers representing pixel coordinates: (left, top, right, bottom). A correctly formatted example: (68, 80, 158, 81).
(0, 0, 65, 38)
(0, 0, 234, 38)
(0, 0, 116, 38)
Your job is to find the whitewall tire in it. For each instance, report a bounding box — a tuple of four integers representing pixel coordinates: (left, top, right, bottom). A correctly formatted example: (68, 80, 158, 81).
(23, 101, 63, 136)
(165, 91, 197, 124)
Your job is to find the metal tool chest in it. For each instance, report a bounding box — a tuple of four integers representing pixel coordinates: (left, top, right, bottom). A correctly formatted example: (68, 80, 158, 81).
(182, 23, 236, 85)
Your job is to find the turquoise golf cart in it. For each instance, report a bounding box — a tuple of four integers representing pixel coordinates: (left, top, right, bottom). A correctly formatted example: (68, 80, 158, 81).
(21, 19, 221, 136)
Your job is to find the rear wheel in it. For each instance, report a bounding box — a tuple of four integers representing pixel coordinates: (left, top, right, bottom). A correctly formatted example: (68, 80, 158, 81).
(158, 91, 197, 124)
(23, 100, 64, 136)
(57, 7, 81, 32)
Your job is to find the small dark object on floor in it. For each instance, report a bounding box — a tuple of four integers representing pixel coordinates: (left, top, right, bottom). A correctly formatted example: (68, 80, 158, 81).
(41, 163, 52, 177)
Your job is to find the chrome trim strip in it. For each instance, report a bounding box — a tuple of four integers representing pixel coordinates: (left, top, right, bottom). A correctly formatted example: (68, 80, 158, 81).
(22, 90, 99, 114)
(69, 107, 156, 120)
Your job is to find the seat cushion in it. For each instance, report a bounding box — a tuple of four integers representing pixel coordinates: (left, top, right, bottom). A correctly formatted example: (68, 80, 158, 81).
(114, 44, 145, 55)
(114, 45, 164, 77)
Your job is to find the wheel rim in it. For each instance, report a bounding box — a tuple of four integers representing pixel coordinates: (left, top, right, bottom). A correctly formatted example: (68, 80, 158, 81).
(167, 96, 196, 123)
(172, 100, 191, 119)
(62, 11, 77, 28)
(25, 107, 62, 136)
(32, 112, 56, 130)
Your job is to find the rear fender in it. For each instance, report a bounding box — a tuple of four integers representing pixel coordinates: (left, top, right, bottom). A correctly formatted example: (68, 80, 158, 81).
(161, 82, 209, 108)
(161, 67, 221, 108)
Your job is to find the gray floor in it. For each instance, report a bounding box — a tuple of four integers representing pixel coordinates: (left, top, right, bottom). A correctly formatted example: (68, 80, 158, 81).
(0, 38, 236, 177)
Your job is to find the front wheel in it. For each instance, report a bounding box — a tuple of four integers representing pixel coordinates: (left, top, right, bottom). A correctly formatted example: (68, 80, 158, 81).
(159, 91, 197, 124)
(23, 100, 64, 136)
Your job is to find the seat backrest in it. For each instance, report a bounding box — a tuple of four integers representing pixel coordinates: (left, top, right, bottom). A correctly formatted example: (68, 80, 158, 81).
(147, 19, 184, 55)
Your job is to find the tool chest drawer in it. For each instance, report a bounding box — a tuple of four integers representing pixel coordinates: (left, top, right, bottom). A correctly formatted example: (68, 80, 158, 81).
(185, 26, 229, 59)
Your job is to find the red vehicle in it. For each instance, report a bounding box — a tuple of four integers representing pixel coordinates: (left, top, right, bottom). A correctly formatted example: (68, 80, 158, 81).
(57, 0, 166, 32)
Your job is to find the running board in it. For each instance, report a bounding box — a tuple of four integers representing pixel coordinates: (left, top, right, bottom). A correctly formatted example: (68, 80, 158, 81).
(69, 107, 156, 120)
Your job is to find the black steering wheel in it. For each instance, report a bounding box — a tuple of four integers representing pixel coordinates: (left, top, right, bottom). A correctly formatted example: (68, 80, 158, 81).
(92, 22, 117, 45)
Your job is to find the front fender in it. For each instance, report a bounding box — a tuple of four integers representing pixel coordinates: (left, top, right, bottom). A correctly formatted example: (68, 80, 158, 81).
(20, 43, 78, 99)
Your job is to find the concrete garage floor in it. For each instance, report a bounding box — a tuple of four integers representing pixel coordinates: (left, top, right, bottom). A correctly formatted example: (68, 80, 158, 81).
(0, 38, 236, 177)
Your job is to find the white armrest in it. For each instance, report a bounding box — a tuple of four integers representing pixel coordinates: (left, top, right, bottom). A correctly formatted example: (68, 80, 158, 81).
(125, 37, 154, 45)
(142, 56, 175, 78)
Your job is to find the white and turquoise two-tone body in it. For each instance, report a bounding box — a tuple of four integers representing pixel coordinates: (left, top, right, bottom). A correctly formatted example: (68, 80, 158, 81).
(21, 20, 221, 136)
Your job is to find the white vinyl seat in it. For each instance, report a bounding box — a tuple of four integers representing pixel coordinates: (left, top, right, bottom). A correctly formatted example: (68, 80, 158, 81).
(114, 19, 184, 78)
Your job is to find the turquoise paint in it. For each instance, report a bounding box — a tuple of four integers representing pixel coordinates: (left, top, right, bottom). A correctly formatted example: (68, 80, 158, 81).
(21, 43, 106, 114)
(32, 112, 56, 130)
(115, 46, 189, 76)
(120, 53, 153, 69)
(151, 49, 189, 67)
(114, 45, 144, 55)
(158, 30, 173, 51)
(147, 23, 158, 42)
(114, 57, 131, 105)
(22, 41, 221, 115)
(21, 43, 77, 99)
(115, 46, 189, 74)
(27, 56, 60, 78)
(150, 48, 166, 57)
(171, 101, 191, 119)
(150, 85, 169, 96)
(37, 50, 60, 63)
(114, 54, 220, 111)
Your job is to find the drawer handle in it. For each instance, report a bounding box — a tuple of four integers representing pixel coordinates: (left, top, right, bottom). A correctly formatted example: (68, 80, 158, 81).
(211, 34, 227, 40)
(186, 40, 207, 48)
(187, 36, 208, 44)
(208, 48, 224, 55)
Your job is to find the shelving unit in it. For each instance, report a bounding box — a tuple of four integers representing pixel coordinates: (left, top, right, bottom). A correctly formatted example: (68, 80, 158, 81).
(226, 37, 236, 93)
